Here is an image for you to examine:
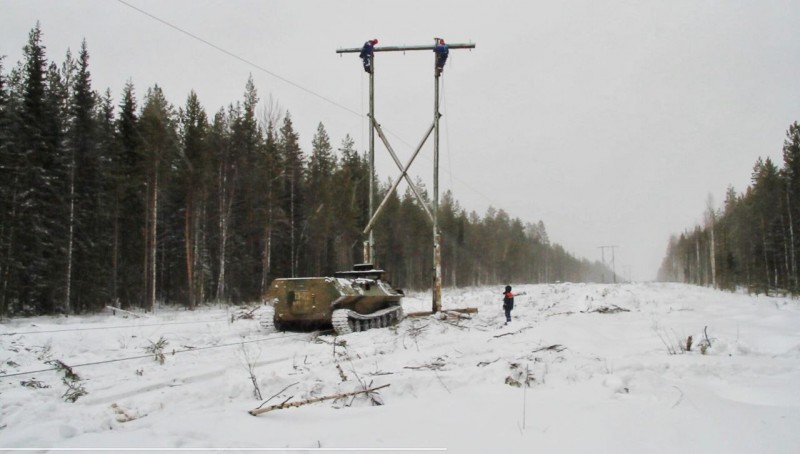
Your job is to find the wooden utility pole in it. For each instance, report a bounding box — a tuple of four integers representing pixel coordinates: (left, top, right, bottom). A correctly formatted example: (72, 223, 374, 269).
(337, 39, 475, 313)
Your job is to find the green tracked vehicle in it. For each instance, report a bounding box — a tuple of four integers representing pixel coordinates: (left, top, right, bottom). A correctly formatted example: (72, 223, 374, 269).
(260, 264, 404, 335)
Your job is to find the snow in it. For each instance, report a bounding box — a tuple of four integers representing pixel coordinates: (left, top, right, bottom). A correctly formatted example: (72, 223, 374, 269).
(2, 283, 800, 452)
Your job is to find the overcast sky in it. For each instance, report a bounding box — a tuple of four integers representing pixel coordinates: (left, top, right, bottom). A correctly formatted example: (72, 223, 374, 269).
(3, 0, 799, 281)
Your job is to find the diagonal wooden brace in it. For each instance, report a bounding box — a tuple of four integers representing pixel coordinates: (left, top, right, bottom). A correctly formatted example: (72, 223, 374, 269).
(363, 121, 436, 235)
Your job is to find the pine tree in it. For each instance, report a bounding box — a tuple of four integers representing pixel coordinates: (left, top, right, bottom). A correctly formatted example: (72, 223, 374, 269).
(178, 90, 210, 308)
(139, 85, 177, 311)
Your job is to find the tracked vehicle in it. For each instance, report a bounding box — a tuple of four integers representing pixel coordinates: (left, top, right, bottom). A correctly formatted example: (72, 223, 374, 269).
(260, 264, 404, 335)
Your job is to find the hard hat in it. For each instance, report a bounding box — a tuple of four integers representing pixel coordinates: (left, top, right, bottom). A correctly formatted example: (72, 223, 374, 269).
(371, 39, 379, 44)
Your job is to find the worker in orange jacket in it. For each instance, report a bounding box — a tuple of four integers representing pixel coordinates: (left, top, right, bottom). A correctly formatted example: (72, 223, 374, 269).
(502, 285, 514, 324)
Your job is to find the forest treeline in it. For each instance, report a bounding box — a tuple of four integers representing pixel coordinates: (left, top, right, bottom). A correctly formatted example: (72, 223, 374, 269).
(0, 25, 612, 316)
(658, 122, 800, 295)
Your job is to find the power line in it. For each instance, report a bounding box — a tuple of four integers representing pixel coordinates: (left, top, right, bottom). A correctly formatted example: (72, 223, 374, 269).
(112, 1, 552, 244)
(0, 331, 313, 379)
(115, 1, 428, 154)
(114, 0, 362, 118)
(2, 317, 230, 336)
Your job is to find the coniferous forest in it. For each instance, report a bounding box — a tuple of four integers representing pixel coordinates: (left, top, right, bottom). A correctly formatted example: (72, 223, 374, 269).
(0, 25, 613, 316)
(658, 122, 800, 295)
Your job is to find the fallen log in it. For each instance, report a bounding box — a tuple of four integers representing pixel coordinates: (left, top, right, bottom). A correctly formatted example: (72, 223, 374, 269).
(105, 305, 145, 318)
(406, 307, 478, 318)
(443, 307, 479, 314)
(532, 344, 566, 353)
(405, 310, 434, 318)
(249, 384, 390, 416)
(584, 305, 630, 314)
(231, 306, 259, 322)
(493, 326, 533, 338)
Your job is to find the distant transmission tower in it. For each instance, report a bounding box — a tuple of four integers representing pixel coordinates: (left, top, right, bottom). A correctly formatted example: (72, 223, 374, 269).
(598, 245, 619, 283)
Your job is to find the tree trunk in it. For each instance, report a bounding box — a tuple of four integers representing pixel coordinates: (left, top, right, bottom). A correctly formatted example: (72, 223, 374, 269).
(146, 162, 159, 312)
(184, 193, 194, 309)
(261, 201, 273, 296)
(216, 168, 228, 301)
(1, 185, 19, 315)
(780, 213, 790, 291)
(65, 149, 75, 315)
(143, 181, 151, 309)
(196, 192, 207, 304)
(761, 216, 770, 294)
(710, 221, 716, 288)
(787, 189, 797, 290)
(111, 198, 119, 306)
(216, 165, 236, 301)
(695, 237, 702, 285)
(290, 173, 296, 277)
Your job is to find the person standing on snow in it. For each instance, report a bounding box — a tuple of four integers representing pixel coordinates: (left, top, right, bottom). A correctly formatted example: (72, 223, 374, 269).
(360, 38, 378, 73)
(502, 285, 514, 324)
(434, 38, 449, 77)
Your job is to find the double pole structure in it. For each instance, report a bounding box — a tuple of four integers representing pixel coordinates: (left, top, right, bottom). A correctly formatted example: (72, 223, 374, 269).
(336, 39, 475, 313)
(598, 245, 619, 284)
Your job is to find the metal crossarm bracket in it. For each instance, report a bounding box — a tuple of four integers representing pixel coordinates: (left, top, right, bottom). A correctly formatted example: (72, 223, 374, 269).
(336, 43, 476, 54)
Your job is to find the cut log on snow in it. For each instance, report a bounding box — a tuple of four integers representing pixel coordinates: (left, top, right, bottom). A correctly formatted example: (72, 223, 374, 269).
(584, 305, 630, 314)
(405, 310, 434, 318)
(406, 307, 478, 318)
(105, 305, 145, 318)
(493, 326, 533, 338)
(444, 307, 478, 314)
(231, 306, 259, 322)
(249, 384, 390, 416)
(532, 344, 566, 353)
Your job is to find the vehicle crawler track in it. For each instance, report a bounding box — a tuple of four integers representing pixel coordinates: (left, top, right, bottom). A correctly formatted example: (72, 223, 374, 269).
(259, 306, 277, 332)
(331, 306, 404, 335)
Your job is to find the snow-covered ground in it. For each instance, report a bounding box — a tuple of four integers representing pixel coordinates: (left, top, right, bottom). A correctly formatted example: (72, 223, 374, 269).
(1, 283, 799, 453)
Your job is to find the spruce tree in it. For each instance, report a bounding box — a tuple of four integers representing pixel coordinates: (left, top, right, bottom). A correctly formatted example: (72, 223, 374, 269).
(277, 113, 304, 277)
(67, 40, 109, 313)
(782, 122, 800, 290)
(114, 81, 144, 308)
(332, 134, 365, 269)
(13, 24, 69, 314)
(0, 56, 11, 315)
(305, 122, 336, 276)
(228, 77, 265, 301)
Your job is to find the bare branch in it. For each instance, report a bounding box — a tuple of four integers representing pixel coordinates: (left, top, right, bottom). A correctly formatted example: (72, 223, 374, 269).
(249, 384, 390, 416)
(255, 382, 299, 410)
